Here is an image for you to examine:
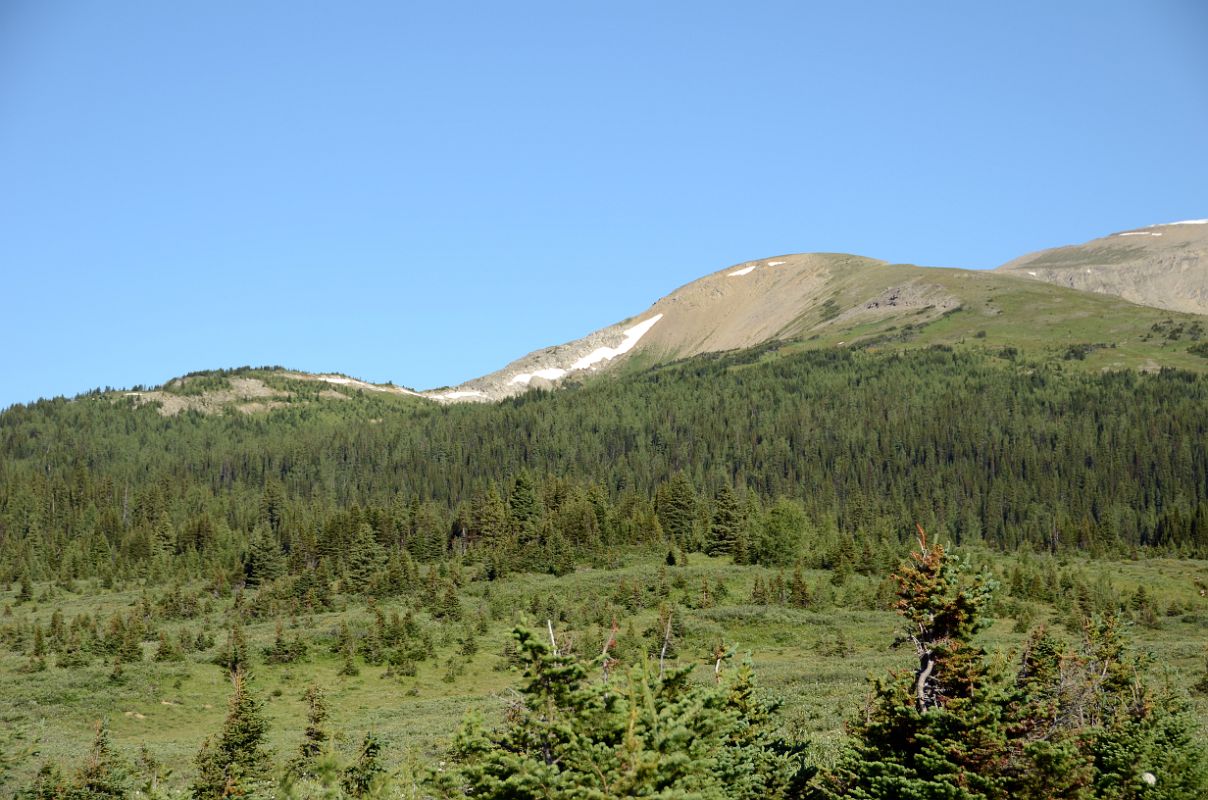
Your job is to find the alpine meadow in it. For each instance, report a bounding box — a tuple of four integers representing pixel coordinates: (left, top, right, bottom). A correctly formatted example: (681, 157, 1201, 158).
(3, 4, 1208, 799)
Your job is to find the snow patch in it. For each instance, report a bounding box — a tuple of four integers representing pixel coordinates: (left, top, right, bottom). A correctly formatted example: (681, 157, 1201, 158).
(1117, 231, 1161, 237)
(728, 265, 757, 277)
(509, 314, 665, 386)
(310, 375, 421, 396)
(1147, 219, 1208, 227)
(767, 261, 786, 266)
(1027, 271, 1038, 276)
(510, 367, 569, 386)
(571, 314, 663, 370)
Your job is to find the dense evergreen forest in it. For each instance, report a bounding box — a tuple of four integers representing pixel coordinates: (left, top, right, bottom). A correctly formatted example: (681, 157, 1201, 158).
(2, 347, 1207, 588)
(2, 346, 1208, 799)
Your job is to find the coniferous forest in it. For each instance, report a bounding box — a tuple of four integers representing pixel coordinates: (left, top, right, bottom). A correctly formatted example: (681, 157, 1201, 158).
(2, 347, 1208, 798)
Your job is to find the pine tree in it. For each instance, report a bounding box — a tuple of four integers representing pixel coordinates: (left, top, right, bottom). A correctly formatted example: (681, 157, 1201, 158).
(508, 471, 541, 543)
(341, 733, 385, 798)
(71, 720, 132, 800)
(440, 627, 802, 799)
(21, 763, 67, 800)
(813, 530, 1208, 800)
(338, 631, 361, 677)
(344, 523, 386, 591)
(815, 531, 1011, 799)
(153, 631, 183, 662)
(244, 524, 285, 588)
(657, 472, 698, 551)
(258, 478, 286, 535)
(789, 566, 813, 608)
(17, 573, 33, 604)
(214, 623, 250, 677)
(707, 485, 741, 556)
(289, 684, 329, 778)
(191, 671, 271, 800)
(471, 486, 509, 544)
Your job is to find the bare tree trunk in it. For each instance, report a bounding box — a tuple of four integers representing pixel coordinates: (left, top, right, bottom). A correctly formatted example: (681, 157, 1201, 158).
(601, 619, 618, 682)
(915, 651, 935, 712)
(658, 611, 673, 678)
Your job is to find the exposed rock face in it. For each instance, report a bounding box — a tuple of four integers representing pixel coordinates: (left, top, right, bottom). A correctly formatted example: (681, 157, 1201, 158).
(123, 376, 292, 416)
(996, 221, 1208, 315)
(834, 283, 960, 324)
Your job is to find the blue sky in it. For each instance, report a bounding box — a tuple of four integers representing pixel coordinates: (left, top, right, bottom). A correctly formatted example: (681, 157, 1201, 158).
(2, 1, 1205, 408)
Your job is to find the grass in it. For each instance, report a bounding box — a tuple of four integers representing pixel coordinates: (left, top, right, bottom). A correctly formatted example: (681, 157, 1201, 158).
(3, 549, 1208, 791)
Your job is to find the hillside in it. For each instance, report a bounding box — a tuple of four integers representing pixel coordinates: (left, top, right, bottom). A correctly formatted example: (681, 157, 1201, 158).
(3, 345, 1208, 792)
(91, 242, 1208, 417)
(4, 232, 1208, 795)
(997, 219, 1208, 314)
(429, 250, 1208, 401)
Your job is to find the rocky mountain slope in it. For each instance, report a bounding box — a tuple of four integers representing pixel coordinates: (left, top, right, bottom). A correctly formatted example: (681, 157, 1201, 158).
(105, 221, 1208, 415)
(997, 220, 1208, 314)
(426, 241, 1208, 402)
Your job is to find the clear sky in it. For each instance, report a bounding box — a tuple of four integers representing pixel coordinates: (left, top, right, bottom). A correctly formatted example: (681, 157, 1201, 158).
(2, 1, 1205, 408)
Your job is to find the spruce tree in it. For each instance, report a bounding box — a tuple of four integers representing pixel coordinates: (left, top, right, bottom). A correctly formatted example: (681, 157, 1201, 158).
(191, 671, 271, 800)
(17, 573, 33, 604)
(213, 623, 250, 677)
(244, 524, 285, 588)
(344, 523, 386, 591)
(441, 627, 802, 799)
(289, 684, 329, 778)
(815, 532, 1013, 800)
(706, 484, 741, 556)
(508, 471, 541, 543)
(657, 472, 698, 551)
(341, 733, 385, 798)
(471, 486, 509, 544)
(71, 720, 132, 800)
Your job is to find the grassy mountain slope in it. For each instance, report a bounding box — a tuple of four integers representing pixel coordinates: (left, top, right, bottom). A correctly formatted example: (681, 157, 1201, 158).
(997, 219, 1208, 315)
(82, 254, 1208, 418)
(432, 252, 1208, 401)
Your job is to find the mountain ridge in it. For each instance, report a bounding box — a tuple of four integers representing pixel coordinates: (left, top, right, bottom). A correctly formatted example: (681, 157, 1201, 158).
(27, 220, 1208, 413)
(997, 219, 1208, 314)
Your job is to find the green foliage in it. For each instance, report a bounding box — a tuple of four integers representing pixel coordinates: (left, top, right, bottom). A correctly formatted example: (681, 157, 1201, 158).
(814, 539, 1208, 800)
(706, 485, 741, 557)
(190, 671, 272, 800)
(436, 627, 804, 800)
(341, 733, 385, 799)
(213, 623, 250, 677)
(70, 721, 133, 800)
(4, 351, 1208, 592)
(289, 685, 329, 779)
(746, 498, 809, 567)
(345, 524, 387, 592)
(244, 524, 286, 588)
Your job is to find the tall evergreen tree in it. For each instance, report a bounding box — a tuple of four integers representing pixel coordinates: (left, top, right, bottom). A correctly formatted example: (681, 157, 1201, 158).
(244, 524, 285, 588)
(471, 486, 509, 545)
(657, 472, 698, 551)
(706, 485, 741, 556)
(508, 471, 541, 543)
(344, 523, 386, 590)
